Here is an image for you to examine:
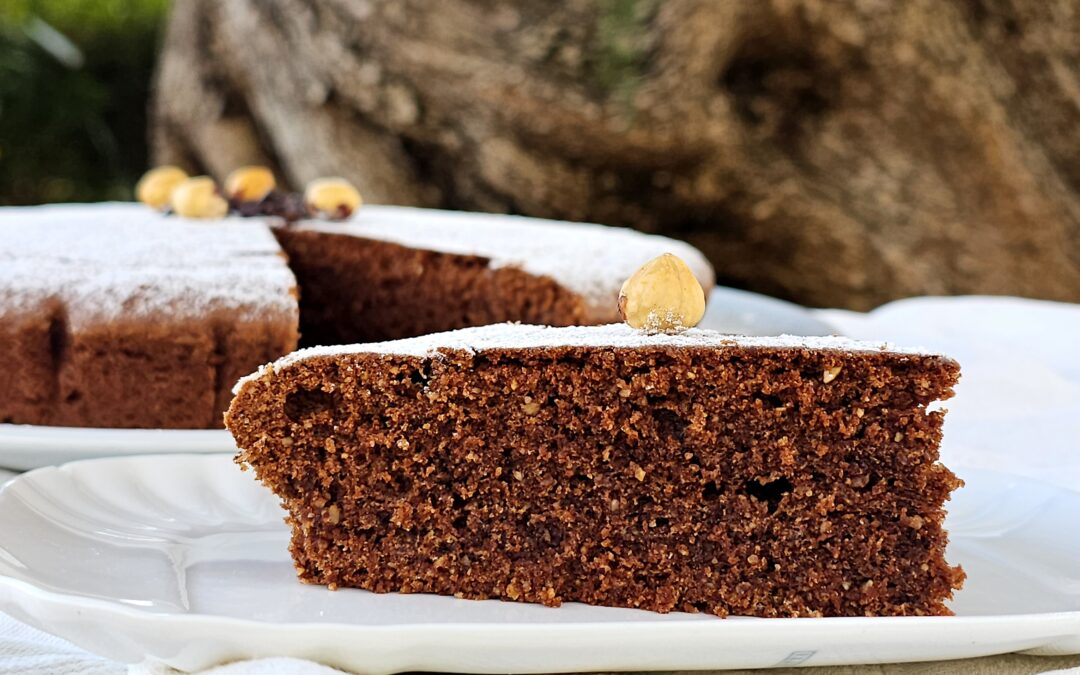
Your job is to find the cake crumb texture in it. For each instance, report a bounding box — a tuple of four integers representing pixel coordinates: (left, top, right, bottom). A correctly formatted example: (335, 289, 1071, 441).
(227, 325, 964, 617)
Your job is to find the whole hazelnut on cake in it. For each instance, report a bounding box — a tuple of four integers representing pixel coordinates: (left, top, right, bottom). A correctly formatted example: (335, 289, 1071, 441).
(170, 176, 229, 219)
(135, 166, 189, 210)
(618, 253, 706, 333)
(225, 166, 276, 203)
(304, 177, 362, 220)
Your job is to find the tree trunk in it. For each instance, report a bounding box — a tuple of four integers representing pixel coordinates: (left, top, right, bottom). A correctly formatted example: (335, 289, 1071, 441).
(151, 0, 1080, 310)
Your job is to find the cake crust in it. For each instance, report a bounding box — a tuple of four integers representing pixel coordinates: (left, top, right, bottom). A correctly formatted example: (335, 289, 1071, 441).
(227, 324, 964, 618)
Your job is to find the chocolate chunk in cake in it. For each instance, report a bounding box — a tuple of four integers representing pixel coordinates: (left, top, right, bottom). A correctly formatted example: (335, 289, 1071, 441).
(227, 323, 964, 618)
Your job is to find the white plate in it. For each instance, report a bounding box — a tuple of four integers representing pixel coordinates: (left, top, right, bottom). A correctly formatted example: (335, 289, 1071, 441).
(0, 454, 1075, 673)
(0, 424, 235, 472)
(0, 287, 832, 471)
(702, 285, 834, 338)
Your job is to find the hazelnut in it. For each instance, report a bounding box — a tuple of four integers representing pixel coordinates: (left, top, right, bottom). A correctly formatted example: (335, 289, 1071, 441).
(135, 166, 188, 210)
(304, 177, 362, 220)
(170, 176, 229, 219)
(618, 253, 706, 333)
(823, 366, 843, 383)
(224, 165, 276, 202)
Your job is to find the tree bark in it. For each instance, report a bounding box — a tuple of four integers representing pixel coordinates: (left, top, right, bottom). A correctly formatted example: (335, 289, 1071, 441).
(151, 0, 1080, 310)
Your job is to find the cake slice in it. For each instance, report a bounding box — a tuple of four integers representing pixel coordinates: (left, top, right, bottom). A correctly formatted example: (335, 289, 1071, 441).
(226, 323, 964, 617)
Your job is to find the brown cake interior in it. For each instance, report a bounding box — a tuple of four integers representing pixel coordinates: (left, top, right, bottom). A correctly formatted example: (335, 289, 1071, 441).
(0, 310, 296, 429)
(0, 299, 58, 425)
(227, 342, 964, 618)
(274, 228, 591, 346)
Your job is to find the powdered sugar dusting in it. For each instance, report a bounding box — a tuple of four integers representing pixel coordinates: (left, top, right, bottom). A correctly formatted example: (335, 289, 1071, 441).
(0, 203, 297, 327)
(1, 202, 713, 330)
(237, 323, 944, 392)
(294, 206, 715, 321)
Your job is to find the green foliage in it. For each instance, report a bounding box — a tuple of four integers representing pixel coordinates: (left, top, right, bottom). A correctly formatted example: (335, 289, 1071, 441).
(589, 0, 657, 112)
(0, 0, 170, 205)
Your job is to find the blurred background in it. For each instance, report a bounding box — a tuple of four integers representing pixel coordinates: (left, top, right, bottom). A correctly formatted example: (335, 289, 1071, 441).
(0, 0, 168, 204)
(2, 0, 1079, 311)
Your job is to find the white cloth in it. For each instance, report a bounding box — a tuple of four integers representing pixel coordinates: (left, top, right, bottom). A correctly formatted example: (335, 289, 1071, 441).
(0, 617, 119, 674)
(0, 295, 1078, 674)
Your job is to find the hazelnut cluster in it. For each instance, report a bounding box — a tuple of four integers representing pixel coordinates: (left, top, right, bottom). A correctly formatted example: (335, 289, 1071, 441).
(135, 165, 362, 222)
(618, 253, 706, 333)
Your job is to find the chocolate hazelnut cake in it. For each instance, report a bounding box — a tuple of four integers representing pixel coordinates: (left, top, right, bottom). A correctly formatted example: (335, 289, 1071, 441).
(226, 323, 965, 618)
(0, 203, 713, 428)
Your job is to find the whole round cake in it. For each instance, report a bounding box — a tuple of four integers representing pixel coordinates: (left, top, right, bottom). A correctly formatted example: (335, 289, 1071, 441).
(0, 202, 713, 429)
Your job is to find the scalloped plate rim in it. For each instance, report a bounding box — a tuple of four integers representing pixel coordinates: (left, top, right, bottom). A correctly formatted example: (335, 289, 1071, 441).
(0, 454, 1077, 672)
